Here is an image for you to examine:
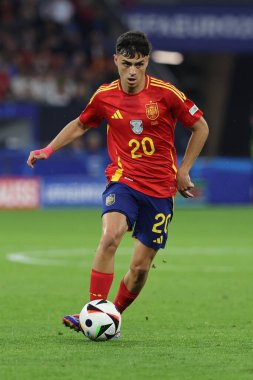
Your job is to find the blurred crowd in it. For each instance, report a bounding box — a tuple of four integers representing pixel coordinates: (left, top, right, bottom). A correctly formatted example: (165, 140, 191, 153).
(0, 0, 117, 106)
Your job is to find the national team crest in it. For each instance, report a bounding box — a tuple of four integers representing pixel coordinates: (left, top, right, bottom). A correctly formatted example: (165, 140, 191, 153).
(145, 102, 159, 120)
(106, 193, 115, 206)
(130, 120, 143, 135)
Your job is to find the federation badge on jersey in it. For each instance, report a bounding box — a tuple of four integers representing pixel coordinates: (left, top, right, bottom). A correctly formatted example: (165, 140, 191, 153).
(145, 101, 159, 120)
(106, 193, 115, 206)
(130, 120, 143, 135)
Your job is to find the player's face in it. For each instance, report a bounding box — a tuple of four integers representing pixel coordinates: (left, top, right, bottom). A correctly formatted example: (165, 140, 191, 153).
(114, 54, 149, 94)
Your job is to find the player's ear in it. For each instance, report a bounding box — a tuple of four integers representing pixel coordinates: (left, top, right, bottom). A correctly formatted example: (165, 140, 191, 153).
(113, 54, 118, 67)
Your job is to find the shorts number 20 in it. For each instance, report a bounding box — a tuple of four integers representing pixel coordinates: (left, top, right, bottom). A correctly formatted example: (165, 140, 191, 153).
(152, 213, 172, 234)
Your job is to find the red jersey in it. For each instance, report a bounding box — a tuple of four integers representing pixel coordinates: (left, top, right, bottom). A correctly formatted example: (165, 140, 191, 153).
(79, 75, 203, 198)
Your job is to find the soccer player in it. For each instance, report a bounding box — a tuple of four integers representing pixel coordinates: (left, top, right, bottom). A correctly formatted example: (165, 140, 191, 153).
(27, 31, 209, 335)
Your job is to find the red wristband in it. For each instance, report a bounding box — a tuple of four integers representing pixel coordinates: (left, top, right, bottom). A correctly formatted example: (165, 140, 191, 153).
(34, 145, 54, 158)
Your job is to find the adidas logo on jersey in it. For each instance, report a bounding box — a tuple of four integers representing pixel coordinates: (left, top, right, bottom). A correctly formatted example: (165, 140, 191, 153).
(111, 110, 123, 119)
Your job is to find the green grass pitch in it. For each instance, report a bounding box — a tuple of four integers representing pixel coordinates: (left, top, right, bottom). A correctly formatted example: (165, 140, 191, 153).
(0, 206, 253, 380)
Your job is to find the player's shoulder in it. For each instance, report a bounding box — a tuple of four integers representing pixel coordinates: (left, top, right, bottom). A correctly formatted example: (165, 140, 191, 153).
(97, 80, 119, 94)
(149, 76, 186, 101)
(89, 80, 119, 104)
(149, 75, 176, 89)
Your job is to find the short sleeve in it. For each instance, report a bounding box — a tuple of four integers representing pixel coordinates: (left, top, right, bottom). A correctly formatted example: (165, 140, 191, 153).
(79, 91, 104, 128)
(168, 87, 203, 128)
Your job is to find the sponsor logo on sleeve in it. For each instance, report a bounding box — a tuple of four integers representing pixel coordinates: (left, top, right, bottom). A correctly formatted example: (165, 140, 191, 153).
(189, 104, 199, 116)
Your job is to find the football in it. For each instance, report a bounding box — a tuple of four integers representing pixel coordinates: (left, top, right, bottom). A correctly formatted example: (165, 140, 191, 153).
(79, 299, 121, 341)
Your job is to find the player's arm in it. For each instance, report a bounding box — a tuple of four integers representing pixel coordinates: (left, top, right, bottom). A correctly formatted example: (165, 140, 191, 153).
(27, 117, 89, 168)
(177, 116, 209, 198)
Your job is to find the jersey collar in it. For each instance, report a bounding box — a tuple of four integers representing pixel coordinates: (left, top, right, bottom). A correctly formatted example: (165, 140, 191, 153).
(118, 75, 150, 95)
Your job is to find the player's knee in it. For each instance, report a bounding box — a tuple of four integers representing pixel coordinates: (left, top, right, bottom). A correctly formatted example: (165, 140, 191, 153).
(100, 229, 124, 253)
(130, 262, 149, 283)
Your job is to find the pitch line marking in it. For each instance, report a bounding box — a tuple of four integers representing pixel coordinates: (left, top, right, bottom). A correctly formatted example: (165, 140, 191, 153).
(6, 253, 238, 272)
(5, 246, 252, 272)
(7, 253, 67, 266)
(6, 246, 252, 257)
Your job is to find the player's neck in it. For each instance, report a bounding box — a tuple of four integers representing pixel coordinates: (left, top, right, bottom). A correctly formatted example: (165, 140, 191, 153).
(120, 76, 147, 95)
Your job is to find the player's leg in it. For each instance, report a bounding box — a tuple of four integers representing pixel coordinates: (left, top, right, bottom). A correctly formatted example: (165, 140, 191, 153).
(114, 194, 174, 313)
(92, 212, 128, 273)
(89, 182, 138, 301)
(114, 239, 157, 313)
(124, 240, 157, 293)
(63, 212, 128, 332)
(63, 183, 138, 331)
(89, 211, 128, 300)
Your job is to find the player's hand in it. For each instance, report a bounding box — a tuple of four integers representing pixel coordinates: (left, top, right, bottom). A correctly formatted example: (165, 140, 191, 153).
(27, 150, 48, 168)
(27, 145, 54, 168)
(176, 170, 194, 198)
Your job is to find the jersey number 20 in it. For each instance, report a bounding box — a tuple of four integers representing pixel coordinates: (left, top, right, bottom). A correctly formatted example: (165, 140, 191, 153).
(129, 137, 155, 159)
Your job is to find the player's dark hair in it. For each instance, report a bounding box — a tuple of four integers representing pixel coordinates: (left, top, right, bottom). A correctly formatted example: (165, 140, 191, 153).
(116, 31, 152, 58)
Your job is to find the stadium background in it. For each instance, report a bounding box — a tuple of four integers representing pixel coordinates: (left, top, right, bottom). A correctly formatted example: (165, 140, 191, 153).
(1, 2, 253, 380)
(0, 0, 252, 209)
